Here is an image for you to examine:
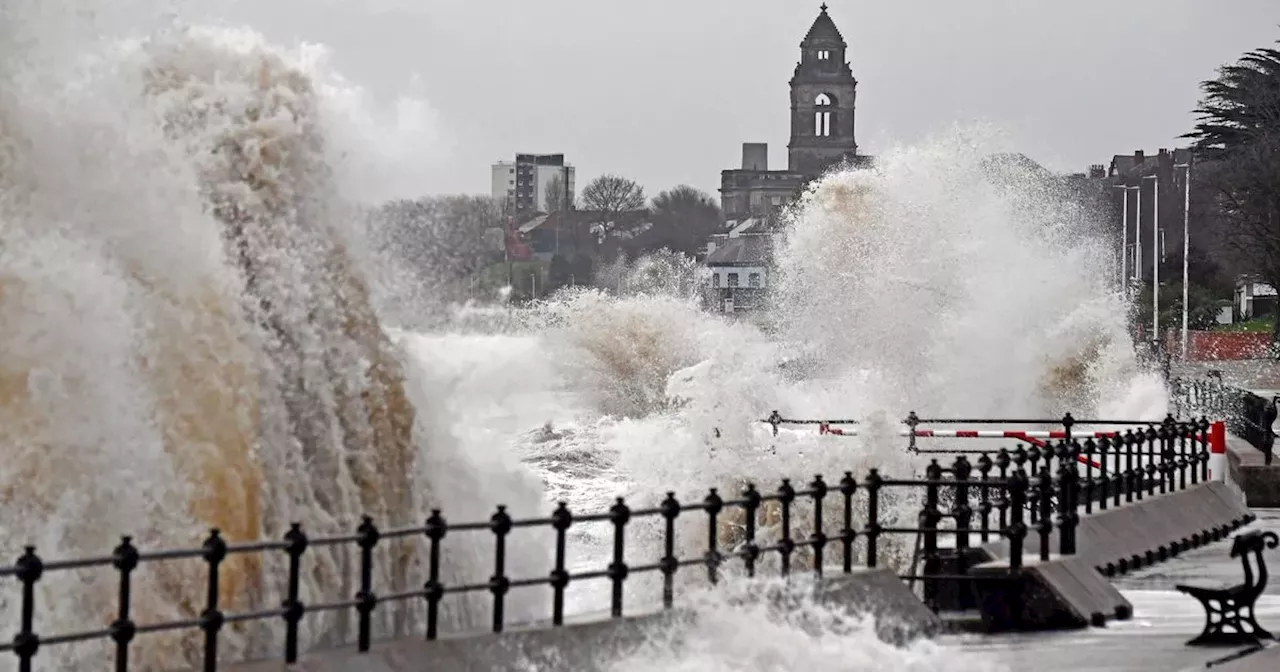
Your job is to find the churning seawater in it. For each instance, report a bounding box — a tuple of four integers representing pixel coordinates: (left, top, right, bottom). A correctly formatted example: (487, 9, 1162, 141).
(0, 2, 1168, 670)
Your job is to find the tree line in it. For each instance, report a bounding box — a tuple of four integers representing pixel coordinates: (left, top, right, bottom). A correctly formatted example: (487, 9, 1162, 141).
(368, 176, 721, 302)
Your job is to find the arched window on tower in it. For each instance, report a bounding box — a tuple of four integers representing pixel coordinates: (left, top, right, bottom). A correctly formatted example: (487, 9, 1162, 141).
(814, 94, 833, 137)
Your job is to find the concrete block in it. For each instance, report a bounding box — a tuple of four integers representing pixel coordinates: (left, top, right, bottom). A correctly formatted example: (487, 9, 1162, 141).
(218, 568, 937, 672)
(969, 555, 1130, 632)
(1227, 434, 1280, 507)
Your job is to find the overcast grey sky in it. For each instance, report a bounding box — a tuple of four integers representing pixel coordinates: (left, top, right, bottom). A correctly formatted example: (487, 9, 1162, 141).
(205, 0, 1278, 199)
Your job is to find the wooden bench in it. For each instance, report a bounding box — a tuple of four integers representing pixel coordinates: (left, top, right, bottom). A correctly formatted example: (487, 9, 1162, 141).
(1175, 530, 1278, 646)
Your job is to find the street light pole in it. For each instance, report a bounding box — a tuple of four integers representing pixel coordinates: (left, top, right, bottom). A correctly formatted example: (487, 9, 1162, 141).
(1143, 174, 1160, 341)
(1132, 185, 1142, 302)
(1175, 160, 1192, 359)
(1112, 185, 1130, 294)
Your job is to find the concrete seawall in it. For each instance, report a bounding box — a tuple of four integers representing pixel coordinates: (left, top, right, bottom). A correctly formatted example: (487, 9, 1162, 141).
(218, 568, 938, 672)
(1226, 433, 1280, 507)
(970, 481, 1255, 631)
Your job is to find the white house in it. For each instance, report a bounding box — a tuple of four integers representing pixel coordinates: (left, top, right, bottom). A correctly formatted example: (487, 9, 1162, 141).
(704, 223, 779, 313)
(1235, 277, 1277, 320)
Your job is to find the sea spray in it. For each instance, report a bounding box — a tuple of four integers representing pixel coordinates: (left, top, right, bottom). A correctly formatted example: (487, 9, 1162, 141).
(1, 6, 551, 668)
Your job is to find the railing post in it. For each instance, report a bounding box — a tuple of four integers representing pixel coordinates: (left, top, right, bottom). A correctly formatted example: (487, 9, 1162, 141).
(1081, 438, 1096, 514)
(952, 456, 973, 553)
(809, 475, 829, 577)
(425, 510, 447, 638)
(549, 503, 572, 623)
(356, 516, 380, 650)
(1181, 421, 1195, 487)
(1097, 436, 1111, 511)
(282, 523, 308, 661)
(14, 546, 42, 672)
(199, 529, 227, 672)
(838, 472, 857, 573)
(921, 460, 943, 607)
(1027, 445, 1043, 484)
(659, 494, 679, 608)
(741, 485, 761, 578)
(424, 510, 447, 638)
(1057, 453, 1078, 556)
(704, 489, 723, 583)
(607, 498, 630, 618)
(1037, 468, 1054, 561)
(1199, 417, 1211, 482)
(110, 537, 139, 672)
(865, 469, 882, 568)
(1124, 430, 1137, 504)
(1007, 471, 1028, 571)
(995, 450, 1011, 531)
(976, 453, 993, 543)
(777, 479, 797, 576)
(1159, 418, 1174, 494)
(1145, 426, 1159, 497)
(489, 506, 513, 631)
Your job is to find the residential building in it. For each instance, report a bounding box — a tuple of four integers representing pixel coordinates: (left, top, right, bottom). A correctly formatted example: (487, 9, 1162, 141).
(1235, 278, 1276, 321)
(491, 154, 576, 214)
(1106, 147, 1197, 288)
(704, 225, 779, 314)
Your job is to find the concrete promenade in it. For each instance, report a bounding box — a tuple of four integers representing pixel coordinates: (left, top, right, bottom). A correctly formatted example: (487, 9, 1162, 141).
(941, 510, 1280, 670)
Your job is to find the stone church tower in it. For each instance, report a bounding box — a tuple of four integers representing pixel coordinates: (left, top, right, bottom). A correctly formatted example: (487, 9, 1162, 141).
(787, 4, 859, 176)
(718, 5, 867, 220)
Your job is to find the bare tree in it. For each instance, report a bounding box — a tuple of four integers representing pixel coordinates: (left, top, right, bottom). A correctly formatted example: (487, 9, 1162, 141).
(1184, 38, 1280, 338)
(581, 174, 646, 235)
(648, 185, 722, 257)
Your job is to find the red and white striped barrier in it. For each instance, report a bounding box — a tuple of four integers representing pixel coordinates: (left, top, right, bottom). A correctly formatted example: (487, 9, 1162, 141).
(815, 423, 1126, 442)
(771, 418, 1227, 481)
(815, 424, 1110, 468)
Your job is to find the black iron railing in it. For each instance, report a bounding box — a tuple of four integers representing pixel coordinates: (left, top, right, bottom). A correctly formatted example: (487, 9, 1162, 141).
(902, 419, 1213, 610)
(0, 416, 1216, 671)
(1173, 377, 1274, 464)
(0, 471, 1025, 670)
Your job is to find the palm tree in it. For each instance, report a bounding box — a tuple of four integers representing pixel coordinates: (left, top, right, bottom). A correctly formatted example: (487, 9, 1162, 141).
(1185, 42, 1280, 157)
(1184, 37, 1280, 341)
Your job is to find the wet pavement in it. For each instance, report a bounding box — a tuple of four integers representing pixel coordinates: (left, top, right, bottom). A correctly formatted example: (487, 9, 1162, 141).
(942, 509, 1280, 670)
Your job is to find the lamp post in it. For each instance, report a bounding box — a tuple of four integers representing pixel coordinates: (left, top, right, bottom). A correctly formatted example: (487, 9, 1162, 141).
(1144, 174, 1159, 340)
(1112, 184, 1130, 293)
(1133, 185, 1142, 304)
(1174, 159, 1192, 359)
